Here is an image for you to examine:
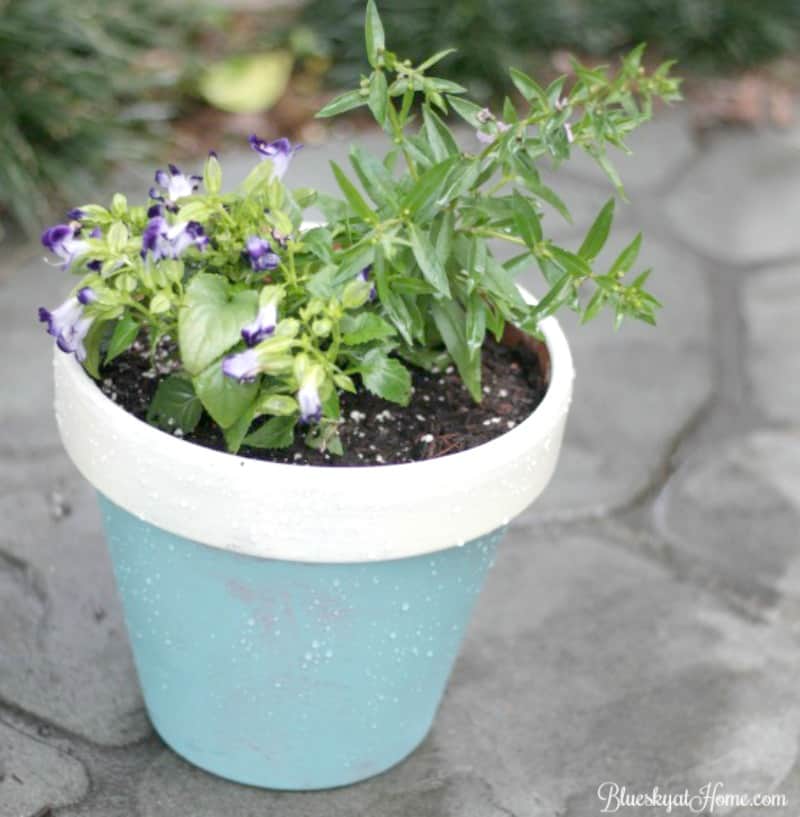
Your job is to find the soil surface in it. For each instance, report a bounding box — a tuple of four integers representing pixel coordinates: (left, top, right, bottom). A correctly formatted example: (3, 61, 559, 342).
(99, 336, 547, 466)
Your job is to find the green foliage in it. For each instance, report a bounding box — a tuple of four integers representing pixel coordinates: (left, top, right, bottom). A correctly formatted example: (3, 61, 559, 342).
(42, 3, 678, 456)
(0, 0, 205, 236)
(302, 0, 800, 100)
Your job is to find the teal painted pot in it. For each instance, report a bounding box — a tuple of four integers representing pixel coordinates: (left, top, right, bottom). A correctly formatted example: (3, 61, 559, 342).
(53, 303, 573, 789)
(100, 493, 503, 789)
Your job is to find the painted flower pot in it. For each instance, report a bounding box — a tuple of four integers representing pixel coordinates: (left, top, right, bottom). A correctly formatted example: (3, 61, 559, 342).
(52, 306, 573, 790)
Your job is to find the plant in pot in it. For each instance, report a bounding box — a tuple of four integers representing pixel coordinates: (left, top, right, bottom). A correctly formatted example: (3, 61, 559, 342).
(39, 1, 679, 791)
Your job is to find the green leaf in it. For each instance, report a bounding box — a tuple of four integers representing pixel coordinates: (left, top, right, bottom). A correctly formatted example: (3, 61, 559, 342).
(408, 223, 451, 298)
(609, 233, 642, 277)
(107, 222, 128, 254)
(341, 312, 397, 345)
(533, 272, 572, 319)
(592, 151, 626, 196)
(417, 48, 457, 73)
(301, 226, 333, 262)
(368, 70, 388, 127)
(104, 314, 139, 365)
(425, 77, 467, 95)
(431, 300, 482, 401)
(359, 348, 412, 405)
(223, 406, 256, 453)
(240, 158, 277, 196)
(503, 252, 533, 278)
(401, 156, 458, 220)
(244, 415, 296, 449)
(437, 160, 481, 206)
(349, 145, 398, 209)
(373, 246, 413, 346)
(316, 193, 349, 223)
(176, 200, 213, 223)
(331, 242, 374, 288)
(422, 104, 459, 162)
(511, 191, 543, 249)
(391, 276, 436, 295)
(511, 152, 572, 222)
(316, 89, 368, 118)
(193, 358, 259, 429)
(509, 67, 548, 107)
(82, 320, 110, 379)
(446, 95, 484, 128)
(330, 161, 376, 223)
(146, 375, 203, 433)
(365, 0, 385, 68)
(581, 288, 607, 324)
(432, 209, 454, 265)
(578, 198, 615, 261)
(257, 394, 299, 416)
(178, 274, 258, 375)
(549, 246, 592, 279)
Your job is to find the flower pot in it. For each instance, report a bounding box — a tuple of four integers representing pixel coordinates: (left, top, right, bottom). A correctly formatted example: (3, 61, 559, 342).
(52, 305, 573, 790)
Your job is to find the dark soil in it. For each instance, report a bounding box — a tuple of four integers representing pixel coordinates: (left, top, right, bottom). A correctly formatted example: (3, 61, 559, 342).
(99, 335, 547, 467)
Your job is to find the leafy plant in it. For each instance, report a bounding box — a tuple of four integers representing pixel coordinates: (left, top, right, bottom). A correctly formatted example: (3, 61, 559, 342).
(38, 1, 680, 456)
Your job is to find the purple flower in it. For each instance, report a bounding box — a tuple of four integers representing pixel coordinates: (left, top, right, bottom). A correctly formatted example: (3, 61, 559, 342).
(249, 135, 301, 180)
(244, 236, 280, 272)
(38, 292, 95, 362)
(358, 265, 377, 301)
(77, 286, 97, 305)
(141, 217, 208, 261)
(222, 348, 262, 383)
(66, 208, 85, 221)
(41, 223, 89, 269)
(297, 377, 322, 424)
(149, 163, 201, 207)
(241, 302, 278, 347)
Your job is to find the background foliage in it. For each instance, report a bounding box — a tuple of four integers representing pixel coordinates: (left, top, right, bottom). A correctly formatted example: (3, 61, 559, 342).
(0, 0, 205, 236)
(302, 0, 800, 95)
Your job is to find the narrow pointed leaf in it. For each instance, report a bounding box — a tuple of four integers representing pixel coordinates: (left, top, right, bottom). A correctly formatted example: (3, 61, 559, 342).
(330, 161, 376, 223)
(409, 223, 451, 297)
(365, 0, 385, 68)
(578, 198, 615, 261)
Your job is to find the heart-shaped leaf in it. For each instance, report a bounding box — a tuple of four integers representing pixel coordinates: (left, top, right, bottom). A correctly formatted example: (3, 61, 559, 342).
(178, 273, 258, 376)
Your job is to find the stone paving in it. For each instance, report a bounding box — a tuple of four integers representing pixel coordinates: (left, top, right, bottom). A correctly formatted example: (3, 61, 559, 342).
(1, 110, 799, 816)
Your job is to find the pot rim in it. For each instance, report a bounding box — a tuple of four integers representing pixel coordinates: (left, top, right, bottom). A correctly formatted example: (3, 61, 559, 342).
(54, 287, 574, 561)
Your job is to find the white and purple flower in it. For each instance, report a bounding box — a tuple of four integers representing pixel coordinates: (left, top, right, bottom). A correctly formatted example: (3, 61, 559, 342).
(297, 374, 322, 424)
(141, 217, 208, 261)
(41, 223, 89, 269)
(241, 302, 278, 346)
(38, 287, 97, 361)
(221, 348, 262, 383)
(357, 265, 377, 301)
(249, 135, 301, 180)
(149, 164, 201, 208)
(244, 236, 280, 272)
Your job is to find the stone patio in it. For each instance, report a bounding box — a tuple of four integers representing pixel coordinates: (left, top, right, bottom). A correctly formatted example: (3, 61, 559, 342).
(1, 110, 799, 816)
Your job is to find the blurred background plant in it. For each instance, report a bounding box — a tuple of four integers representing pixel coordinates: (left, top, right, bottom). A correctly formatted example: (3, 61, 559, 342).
(301, 0, 800, 93)
(2, 0, 798, 241)
(0, 0, 211, 237)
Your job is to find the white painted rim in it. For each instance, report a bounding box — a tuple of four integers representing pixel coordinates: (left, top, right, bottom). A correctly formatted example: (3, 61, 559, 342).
(54, 288, 573, 563)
